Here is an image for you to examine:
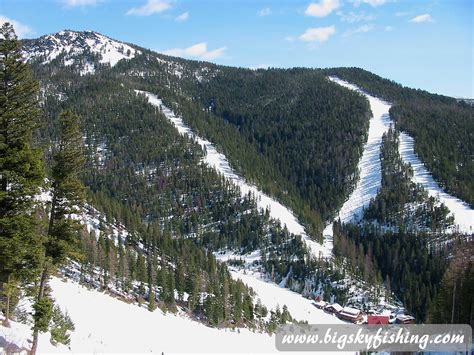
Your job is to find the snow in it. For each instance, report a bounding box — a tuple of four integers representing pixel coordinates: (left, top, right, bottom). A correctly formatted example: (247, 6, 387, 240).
(215, 250, 261, 265)
(35, 186, 129, 246)
(398, 132, 474, 233)
(23, 30, 140, 70)
(46, 277, 277, 353)
(324, 77, 392, 243)
(79, 61, 95, 76)
(328, 76, 474, 235)
(137, 90, 332, 258)
(1, 276, 354, 354)
(0, 316, 69, 354)
(230, 269, 344, 325)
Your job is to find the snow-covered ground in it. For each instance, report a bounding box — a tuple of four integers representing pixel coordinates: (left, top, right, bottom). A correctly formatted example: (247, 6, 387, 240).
(23, 30, 140, 73)
(137, 90, 332, 259)
(0, 276, 352, 354)
(1, 277, 277, 354)
(329, 77, 474, 235)
(324, 77, 392, 241)
(399, 133, 474, 233)
(230, 269, 344, 325)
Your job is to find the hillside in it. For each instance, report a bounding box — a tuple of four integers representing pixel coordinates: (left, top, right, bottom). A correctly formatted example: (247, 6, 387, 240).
(1, 24, 473, 354)
(325, 67, 474, 208)
(24, 30, 373, 238)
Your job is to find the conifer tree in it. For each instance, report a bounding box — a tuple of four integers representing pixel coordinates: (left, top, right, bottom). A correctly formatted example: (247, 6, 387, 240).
(31, 111, 85, 354)
(147, 252, 156, 311)
(0, 23, 44, 326)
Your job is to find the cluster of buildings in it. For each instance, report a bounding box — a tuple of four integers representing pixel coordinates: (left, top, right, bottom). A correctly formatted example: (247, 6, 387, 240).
(312, 298, 415, 325)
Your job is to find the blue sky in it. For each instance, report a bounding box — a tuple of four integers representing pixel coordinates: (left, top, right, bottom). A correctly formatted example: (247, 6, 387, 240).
(1, 0, 472, 97)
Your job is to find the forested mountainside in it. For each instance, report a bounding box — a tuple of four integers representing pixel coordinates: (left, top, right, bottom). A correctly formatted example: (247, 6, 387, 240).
(332, 126, 456, 320)
(2, 25, 299, 349)
(1, 27, 379, 347)
(188, 68, 370, 223)
(26, 30, 369, 312)
(3, 25, 473, 353)
(24, 31, 374, 239)
(325, 67, 474, 207)
(328, 78, 472, 326)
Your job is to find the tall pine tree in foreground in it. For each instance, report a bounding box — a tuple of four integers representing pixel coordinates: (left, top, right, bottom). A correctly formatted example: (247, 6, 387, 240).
(0, 23, 44, 326)
(31, 110, 85, 354)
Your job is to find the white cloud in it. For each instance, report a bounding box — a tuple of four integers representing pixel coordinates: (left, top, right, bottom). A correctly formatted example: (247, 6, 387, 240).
(384, 25, 393, 31)
(126, 0, 171, 16)
(258, 7, 272, 16)
(175, 12, 189, 22)
(299, 26, 336, 42)
(0, 15, 32, 38)
(353, 0, 386, 7)
(305, 0, 340, 17)
(410, 14, 433, 23)
(338, 11, 374, 23)
(62, 0, 98, 7)
(343, 24, 374, 36)
(164, 42, 227, 60)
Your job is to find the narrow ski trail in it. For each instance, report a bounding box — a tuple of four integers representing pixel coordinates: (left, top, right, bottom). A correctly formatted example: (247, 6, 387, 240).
(324, 77, 392, 243)
(398, 132, 474, 232)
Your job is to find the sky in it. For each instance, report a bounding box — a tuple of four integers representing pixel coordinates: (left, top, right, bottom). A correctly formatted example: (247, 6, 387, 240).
(1, 0, 473, 97)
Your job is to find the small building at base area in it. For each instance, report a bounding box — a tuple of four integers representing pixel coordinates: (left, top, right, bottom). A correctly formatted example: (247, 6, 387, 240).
(338, 307, 364, 323)
(324, 303, 343, 314)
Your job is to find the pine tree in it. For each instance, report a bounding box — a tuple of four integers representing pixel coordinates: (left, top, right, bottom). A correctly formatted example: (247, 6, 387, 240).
(0, 22, 45, 326)
(31, 110, 85, 354)
(147, 252, 156, 311)
(175, 262, 185, 302)
(165, 266, 176, 311)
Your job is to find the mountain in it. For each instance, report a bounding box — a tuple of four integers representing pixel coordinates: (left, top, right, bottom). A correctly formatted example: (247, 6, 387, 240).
(1, 27, 473, 353)
(22, 30, 139, 73)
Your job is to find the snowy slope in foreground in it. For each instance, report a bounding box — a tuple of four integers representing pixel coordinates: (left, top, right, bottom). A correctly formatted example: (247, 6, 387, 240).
(137, 90, 331, 258)
(0, 277, 348, 354)
(19, 277, 275, 353)
(399, 133, 474, 233)
(324, 77, 392, 239)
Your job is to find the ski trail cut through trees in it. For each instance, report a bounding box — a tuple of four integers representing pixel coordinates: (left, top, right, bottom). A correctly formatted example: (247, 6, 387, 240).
(136, 90, 331, 258)
(398, 132, 474, 232)
(323, 77, 392, 242)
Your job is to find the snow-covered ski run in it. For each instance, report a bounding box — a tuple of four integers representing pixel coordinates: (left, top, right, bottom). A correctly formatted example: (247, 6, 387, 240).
(323, 77, 392, 242)
(398, 132, 474, 232)
(326, 77, 474, 237)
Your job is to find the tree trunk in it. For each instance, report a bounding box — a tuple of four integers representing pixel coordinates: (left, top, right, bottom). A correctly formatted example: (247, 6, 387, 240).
(2, 276, 11, 327)
(30, 262, 49, 355)
(31, 184, 58, 353)
(451, 281, 456, 324)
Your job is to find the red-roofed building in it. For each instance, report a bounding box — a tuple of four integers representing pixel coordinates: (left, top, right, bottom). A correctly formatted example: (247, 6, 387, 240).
(368, 315, 389, 325)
